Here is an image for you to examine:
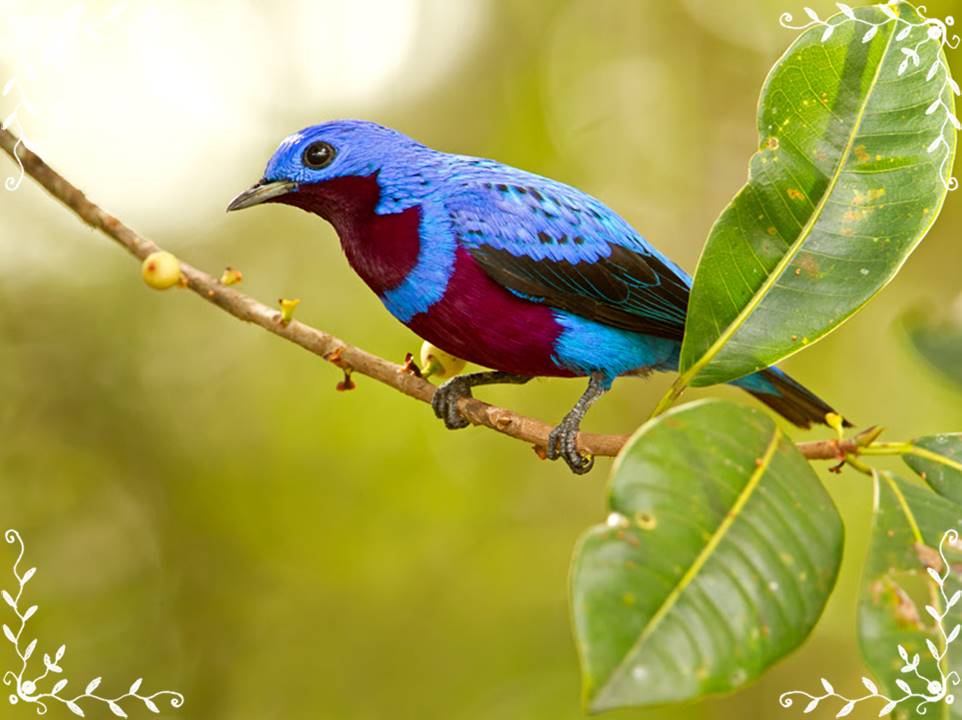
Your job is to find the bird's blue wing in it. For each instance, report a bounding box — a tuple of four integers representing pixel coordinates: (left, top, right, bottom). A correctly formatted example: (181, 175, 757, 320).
(444, 165, 691, 341)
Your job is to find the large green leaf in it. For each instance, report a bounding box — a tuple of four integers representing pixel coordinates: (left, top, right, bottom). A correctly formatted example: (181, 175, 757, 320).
(679, 2, 957, 387)
(904, 435, 962, 505)
(570, 400, 842, 712)
(858, 473, 962, 720)
(903, 301, 962, 387)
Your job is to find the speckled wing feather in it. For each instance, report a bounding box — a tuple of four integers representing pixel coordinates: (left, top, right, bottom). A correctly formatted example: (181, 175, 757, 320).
(445, 168, 692, 341)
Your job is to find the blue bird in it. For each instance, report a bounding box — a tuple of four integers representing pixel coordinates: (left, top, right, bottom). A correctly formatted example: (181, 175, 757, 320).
(228, 120, 844, 473)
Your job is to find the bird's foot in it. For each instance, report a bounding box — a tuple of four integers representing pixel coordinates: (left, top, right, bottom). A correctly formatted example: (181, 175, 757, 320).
(546, 418, 594, 475)
(431, 377, 472, 430)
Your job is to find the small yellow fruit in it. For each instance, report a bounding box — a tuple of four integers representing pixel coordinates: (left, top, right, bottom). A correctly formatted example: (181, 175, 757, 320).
(420, 341, 466, 380)
(141, 251, 182, 290)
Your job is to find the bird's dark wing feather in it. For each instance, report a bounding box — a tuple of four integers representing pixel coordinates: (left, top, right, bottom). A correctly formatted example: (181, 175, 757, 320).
(444, 168, 691, 341)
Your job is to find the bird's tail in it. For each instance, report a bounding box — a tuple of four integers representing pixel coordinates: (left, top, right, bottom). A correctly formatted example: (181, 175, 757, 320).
(735, 368, 850, 429)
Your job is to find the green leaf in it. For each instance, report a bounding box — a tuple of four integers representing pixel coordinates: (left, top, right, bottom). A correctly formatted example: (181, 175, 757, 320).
(860, 473, 962, 720)
(903, 301, 962, 387)
(570, 400, 842, 712)
(679, 2, 957, 387)
(904, 435, 962, 505)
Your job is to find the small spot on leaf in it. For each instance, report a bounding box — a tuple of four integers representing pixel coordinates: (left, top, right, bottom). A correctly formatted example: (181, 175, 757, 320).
(634, 511, 657, 530)
(915, 542, 944, 572)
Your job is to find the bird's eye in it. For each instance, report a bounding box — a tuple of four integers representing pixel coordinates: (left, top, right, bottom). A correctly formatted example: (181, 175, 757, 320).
(303, 141, 336, 169)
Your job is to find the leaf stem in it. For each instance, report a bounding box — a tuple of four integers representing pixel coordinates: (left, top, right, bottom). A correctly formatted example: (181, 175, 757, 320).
(859, 442, 915, 456)
(649, 376, 688, 419)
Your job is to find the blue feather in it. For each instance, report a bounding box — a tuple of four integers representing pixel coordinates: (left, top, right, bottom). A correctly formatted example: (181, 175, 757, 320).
(443, 170, 692, 335)
(551, 311, 679, 384)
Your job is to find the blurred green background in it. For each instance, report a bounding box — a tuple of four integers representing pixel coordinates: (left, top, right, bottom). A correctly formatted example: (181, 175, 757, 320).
(2, 1, 961, 718)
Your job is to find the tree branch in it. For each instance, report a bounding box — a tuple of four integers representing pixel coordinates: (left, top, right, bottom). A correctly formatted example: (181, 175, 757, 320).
(0, 127, 861, 464)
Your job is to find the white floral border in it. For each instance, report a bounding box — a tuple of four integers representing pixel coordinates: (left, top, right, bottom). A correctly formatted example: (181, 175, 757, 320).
(781, 1, 960, 191)
(780, 528, 961, 717)
(1, 529, 184, 717)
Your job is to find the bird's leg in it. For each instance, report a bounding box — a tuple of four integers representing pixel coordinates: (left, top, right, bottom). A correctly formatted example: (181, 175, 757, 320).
(431, 371, 532, 430)
(547, 372, 610, 475)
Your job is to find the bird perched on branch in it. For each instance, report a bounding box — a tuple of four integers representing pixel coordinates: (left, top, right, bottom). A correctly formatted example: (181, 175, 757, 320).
(228, 120, 842, 473)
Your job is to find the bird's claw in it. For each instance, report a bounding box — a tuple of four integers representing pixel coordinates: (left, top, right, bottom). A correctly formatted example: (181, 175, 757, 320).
(431, 377, 472, 430)
(546, 420, 594, 474)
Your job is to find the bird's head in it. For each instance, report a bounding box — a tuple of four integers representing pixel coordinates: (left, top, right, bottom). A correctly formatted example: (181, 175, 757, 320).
(227, 120, 427, 221)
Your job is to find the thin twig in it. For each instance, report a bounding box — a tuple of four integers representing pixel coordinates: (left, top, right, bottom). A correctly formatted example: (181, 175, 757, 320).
(0, 127, 861, 463)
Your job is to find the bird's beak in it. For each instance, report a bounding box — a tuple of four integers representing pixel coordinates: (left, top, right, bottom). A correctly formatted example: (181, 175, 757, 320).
(226, 179, 298, 212)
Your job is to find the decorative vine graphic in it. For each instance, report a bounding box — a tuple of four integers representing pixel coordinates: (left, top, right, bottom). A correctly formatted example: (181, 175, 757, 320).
(780, 528, 962, 717)
(781, 1, 961, 190)
(1, 530, 184, 717)
(0, 77, 32, 191)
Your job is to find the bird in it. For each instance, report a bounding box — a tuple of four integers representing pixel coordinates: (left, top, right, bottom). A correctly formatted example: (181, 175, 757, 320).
(227, 120, 844, 474)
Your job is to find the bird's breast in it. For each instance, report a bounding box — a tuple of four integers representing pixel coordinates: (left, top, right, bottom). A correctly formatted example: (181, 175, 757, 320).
(405, 247, 576, 378)
(336, 197, 575, 377)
